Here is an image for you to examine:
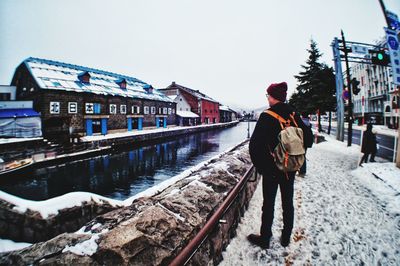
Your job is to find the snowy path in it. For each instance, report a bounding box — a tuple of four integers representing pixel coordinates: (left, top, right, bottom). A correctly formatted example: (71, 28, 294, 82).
(220, 137, 400, 265)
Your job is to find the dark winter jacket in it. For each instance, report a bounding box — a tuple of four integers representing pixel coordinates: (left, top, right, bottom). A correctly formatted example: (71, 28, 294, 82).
(361, 128, 377, 154)
(249, 102, 313, 176)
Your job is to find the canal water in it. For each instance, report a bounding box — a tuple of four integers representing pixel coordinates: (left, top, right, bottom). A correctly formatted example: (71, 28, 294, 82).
(0, 122, 256, 201)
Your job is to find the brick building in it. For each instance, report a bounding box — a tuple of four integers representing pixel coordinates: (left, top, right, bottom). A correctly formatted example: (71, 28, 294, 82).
(11, 58, 176, 140)
(160, 82, 220, 124)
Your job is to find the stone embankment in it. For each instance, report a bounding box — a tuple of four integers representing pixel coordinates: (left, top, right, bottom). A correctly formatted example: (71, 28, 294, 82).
(0, 140, 259, 265)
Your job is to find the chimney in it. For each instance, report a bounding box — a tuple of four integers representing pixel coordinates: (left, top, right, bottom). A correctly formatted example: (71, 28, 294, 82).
(78, 71, 91, 84)
(144, 84, 154, 94)
(116, 78, 127, 89)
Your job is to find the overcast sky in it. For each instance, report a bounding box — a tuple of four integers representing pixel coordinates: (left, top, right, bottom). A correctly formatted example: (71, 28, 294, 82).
(0, 0, 399, 110)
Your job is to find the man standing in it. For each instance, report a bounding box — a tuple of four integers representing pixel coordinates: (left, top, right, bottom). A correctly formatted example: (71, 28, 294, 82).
(248, 82, 313, 248)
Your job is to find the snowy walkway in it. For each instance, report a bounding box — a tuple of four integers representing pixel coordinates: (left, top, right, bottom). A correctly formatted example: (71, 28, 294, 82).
(220, 135, 400, 265)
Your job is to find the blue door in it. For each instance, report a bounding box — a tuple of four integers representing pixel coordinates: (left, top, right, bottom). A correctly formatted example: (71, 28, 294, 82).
(127, 118, 132, 131)
(86, 119, 93, 136)
(156, 117, 160, 128)
(101, 118, 107, 135)
(138, 118, 143, 130)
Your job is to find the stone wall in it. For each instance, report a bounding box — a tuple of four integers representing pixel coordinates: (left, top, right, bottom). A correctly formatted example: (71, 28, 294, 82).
(0, 198, 118, 243)
(0, 141, 260, 265)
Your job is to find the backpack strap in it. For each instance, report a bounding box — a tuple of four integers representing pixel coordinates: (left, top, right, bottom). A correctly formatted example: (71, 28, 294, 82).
(265, 110, 299, 128)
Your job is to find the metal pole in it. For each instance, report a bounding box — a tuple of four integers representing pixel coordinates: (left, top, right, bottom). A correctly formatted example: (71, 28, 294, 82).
(332, 37, 345, 141)
(341, 30, 353, 146)
(378, 0, 391, 27)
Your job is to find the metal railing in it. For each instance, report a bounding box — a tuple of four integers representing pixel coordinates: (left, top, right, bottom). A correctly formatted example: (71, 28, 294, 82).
(169, 165, 256, 266)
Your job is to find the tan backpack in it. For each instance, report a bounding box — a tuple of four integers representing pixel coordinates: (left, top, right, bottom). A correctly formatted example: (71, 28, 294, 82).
(265, 110, 305, 174)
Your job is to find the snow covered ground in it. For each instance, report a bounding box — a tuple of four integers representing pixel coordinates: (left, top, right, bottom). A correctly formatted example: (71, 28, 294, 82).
(219, 133, 400, 265)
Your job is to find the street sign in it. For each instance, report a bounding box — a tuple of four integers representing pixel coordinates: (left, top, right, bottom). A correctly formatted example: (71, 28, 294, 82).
(385, 28, 400, 85)
(387, 11, 400, 30)
(351, 44, 369, 54)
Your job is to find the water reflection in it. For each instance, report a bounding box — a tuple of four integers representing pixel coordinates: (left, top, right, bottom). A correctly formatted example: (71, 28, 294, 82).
(0, 122, 255, 201)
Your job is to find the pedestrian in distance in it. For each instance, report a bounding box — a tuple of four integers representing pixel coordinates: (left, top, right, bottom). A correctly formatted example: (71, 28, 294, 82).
(359, 123, 377, 166)
(248, 82, 313, 249)
(298, 113, 313, 177)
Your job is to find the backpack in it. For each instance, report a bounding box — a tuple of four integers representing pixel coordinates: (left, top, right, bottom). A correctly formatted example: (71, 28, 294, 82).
(265, 110, 305, 173)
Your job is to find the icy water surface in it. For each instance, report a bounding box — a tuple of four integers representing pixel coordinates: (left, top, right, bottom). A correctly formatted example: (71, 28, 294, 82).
(0, 122, 255, 201)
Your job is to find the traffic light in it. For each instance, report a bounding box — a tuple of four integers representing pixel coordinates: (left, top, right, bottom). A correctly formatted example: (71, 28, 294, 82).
(351, 78, 360, 95)
(369, 49, 390, 66)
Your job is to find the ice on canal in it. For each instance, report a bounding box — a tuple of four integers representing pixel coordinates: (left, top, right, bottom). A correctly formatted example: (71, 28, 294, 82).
(219, 134, 400, 265)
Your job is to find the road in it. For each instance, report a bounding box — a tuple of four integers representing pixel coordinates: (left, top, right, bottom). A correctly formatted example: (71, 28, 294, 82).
(318, 124, 396, 162)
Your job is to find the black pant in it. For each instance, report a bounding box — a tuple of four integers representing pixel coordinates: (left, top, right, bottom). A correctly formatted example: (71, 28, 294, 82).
(360, 152, 376, 163)
(261, 172, 295, 238)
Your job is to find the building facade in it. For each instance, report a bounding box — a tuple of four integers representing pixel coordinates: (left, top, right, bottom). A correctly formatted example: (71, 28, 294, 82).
(160, 82, 220, 124)
(219, 105, 238, 123)
(11, 58, 176, 140)
(351, 55, 399, 128)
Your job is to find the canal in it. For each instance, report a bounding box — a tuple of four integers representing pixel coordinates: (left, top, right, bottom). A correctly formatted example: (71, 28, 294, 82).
(0, 122, 256, 201)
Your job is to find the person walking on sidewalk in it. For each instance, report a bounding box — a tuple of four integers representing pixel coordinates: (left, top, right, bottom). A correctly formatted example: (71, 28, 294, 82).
(298, 113, 313, 177)
(248, 82, 313, 248)
(359, 123, 377, 166)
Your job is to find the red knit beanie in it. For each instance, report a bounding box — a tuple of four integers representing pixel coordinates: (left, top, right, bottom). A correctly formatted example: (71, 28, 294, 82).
(266, 82, 287, 102)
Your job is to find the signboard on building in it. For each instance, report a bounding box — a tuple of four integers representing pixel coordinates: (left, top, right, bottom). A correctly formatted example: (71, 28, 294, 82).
(387, 11, 400, 30)
(385, 28, 400, 85)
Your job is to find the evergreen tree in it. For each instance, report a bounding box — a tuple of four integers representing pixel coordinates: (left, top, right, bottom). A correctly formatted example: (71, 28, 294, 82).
(289, 39, 336, 132)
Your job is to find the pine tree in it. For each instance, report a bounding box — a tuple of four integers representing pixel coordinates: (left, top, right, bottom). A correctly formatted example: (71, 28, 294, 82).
(290, 39, 336, 132)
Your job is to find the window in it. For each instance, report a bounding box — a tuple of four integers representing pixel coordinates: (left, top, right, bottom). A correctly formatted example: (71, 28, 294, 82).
(50, 102, 60, 114)
(159, 107, 162, 114)
(68, 102, 77, 114)
(120, 105, 127, 114)
(151, 106, 156, 114)
(110, 104, 117, 114)
(86, 103, 101, 114)
(86, 103, 94, 114)
(0, 93, 11, 101)
(172, 109, 175, 114)
(168, 108, 172, 115)
(163, 107, 167, 114)
(144, 106, 149, 114)
(132, 106, 140, 114)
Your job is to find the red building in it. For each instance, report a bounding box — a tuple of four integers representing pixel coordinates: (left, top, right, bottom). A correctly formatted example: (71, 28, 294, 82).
(160, 82, 220, 124)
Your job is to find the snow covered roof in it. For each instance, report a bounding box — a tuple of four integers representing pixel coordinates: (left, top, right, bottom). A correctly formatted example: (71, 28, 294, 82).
(161, 82, 219, 104)
(176, 110, 199, 118)
(219, 105, 230, 111)
(23, 57, 173, 103)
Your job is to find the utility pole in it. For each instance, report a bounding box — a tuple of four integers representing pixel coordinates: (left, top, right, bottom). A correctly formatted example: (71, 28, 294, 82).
(341, 30, 353, 146)
(378, 0, 391, 27)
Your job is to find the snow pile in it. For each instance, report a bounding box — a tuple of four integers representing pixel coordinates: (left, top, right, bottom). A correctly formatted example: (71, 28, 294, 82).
(0, 190, 122, 219)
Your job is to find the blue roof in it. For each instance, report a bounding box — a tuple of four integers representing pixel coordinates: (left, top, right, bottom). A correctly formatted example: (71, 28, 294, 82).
(22, 57, 173, 103)
(0, 108, 40, 118)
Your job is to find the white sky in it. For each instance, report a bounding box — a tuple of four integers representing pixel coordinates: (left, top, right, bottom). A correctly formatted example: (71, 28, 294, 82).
(0, 0, 399, 110)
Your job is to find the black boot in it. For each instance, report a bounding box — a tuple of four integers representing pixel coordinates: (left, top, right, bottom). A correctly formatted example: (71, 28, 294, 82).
(247, 234, 270, 249)
(280, 231, 291, 247)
